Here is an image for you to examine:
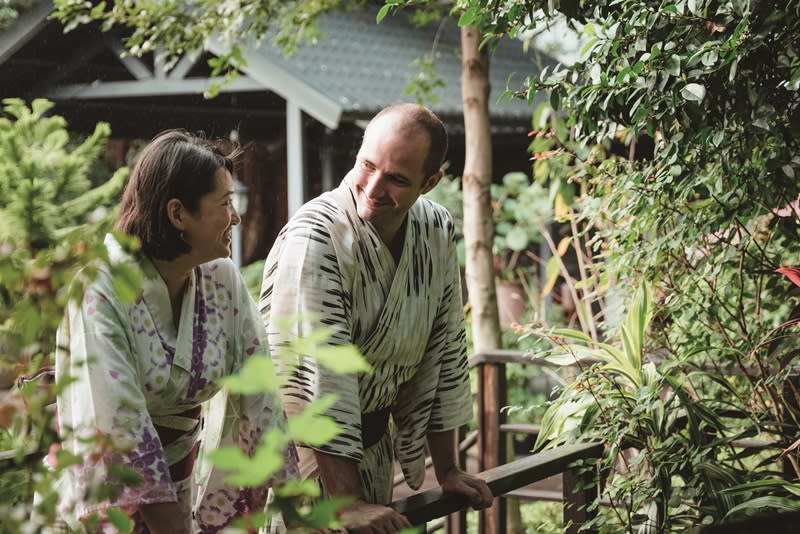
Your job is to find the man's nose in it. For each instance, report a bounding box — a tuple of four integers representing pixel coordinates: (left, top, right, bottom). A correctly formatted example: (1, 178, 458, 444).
(363, 173, 385, 198)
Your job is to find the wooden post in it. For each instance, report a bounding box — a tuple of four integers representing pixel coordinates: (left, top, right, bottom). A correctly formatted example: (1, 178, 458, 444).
(782, 374, 800, 479)
(563, 463, 598, 534)
(478, 360, 507, 534)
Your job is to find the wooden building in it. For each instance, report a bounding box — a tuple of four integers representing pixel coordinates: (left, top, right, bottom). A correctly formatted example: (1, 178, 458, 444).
(0, 0, 553, 264)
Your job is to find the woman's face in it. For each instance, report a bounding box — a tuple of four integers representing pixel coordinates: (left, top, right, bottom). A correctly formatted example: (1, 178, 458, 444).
(181, 166, 241, 264)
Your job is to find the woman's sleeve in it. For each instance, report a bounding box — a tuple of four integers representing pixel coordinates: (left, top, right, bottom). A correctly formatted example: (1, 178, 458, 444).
(56, 282, 176, 519)
(194, 267, 299, 533)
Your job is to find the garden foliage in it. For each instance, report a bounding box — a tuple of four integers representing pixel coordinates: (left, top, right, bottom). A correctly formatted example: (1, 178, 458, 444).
(0, 97, 131, 531)
(457, 0, 800, 531)
(0, 97, 128, 383)
(29, 0, 800, 530)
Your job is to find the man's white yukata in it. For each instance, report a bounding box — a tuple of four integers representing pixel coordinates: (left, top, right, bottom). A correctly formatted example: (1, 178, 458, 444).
(260, 175, 472, 504)
(55, 234, 297, 533)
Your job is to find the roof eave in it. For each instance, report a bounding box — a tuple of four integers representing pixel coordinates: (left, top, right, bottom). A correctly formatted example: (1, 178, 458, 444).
(0, 0, 53, 66)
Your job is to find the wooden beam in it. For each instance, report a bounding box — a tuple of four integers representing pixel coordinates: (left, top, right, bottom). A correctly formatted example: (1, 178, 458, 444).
(42, 76, 264, 99)
(286, 100, 306, 217)
(169, 51, 201, 80)
(0, 0, 53, 65)
(390, 442, 604, 526)
(103, 33, 152, 80)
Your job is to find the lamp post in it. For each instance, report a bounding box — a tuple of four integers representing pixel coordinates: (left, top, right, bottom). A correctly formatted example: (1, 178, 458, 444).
(231, 177, 249, 269)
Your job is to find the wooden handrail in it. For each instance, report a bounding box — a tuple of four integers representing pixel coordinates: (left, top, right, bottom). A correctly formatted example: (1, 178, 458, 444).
(390, 442, 603, 527)
(468, 350, 546, 368)
(468, 349, 602, 370)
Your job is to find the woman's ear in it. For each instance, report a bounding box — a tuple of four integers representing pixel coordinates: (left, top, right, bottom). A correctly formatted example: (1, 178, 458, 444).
(166, 198, 185, 230)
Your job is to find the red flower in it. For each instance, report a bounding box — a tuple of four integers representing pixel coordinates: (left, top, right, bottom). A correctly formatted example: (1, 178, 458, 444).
(776, 266, 800, 287)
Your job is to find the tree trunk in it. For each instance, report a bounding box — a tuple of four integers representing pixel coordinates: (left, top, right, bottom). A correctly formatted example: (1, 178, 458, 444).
(460, 25, 501, 353)
(462, 25, 520, 534)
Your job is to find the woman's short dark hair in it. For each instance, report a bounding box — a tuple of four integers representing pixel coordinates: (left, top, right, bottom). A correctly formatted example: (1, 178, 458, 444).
(115, 129, 234, 261)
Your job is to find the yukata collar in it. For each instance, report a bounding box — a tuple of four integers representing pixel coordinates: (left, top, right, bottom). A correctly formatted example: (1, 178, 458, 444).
(103, 233, 196, 372)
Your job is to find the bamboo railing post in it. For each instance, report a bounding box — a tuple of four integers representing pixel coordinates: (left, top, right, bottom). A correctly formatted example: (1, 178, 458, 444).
(477, 359, 507, 534)
(563, 462, 598, 534)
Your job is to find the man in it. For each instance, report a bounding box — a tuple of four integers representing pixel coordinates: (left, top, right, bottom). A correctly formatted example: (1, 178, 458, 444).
(260, 103, 492, 532)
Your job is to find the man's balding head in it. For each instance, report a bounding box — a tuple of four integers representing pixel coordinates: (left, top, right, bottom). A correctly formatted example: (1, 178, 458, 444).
(364, 103, 448, 178)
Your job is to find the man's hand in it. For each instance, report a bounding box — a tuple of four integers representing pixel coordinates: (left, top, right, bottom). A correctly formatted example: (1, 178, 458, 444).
(439, 467, 494, 510)
(338, 500, 413, 533)
(427, 429, 494, 511)
(313, 450, 413, 533)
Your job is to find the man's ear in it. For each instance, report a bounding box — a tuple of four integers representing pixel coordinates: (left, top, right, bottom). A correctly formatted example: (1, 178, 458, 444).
(166, 198, 186, 230)
(421, 171, 443, 195)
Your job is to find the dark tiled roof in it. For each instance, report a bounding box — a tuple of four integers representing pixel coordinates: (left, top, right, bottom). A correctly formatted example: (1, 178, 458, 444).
(250, 5, 554, 125)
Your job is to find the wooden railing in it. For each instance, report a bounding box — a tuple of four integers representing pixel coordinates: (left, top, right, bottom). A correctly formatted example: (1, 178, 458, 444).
(390, 442, 603, 532)
(389, 350, 605, 534)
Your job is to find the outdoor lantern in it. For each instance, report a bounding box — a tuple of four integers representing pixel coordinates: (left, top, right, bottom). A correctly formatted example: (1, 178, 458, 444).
(231, 177, 248, 269)
(232, 177, 249, 216)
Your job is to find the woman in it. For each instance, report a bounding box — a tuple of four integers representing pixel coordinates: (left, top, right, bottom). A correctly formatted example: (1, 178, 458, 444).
(55, 130, 297, 532)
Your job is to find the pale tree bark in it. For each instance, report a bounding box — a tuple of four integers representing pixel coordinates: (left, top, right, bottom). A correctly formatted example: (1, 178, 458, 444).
(460, 25, 501, 353)
(461, 25, 523, 533)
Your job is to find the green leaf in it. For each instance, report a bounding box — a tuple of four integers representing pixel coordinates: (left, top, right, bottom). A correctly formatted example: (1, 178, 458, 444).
(108, 463, 144, 487)
(376, 4, 392, 23)
(625, 284, 652, 362)
(110, 262, 142, 305)
(681, 83, 706, 102)
(274, 478, 324, 499)
(13, 299, 43, 345)
(457, 7, 480, 27)
(665, 54, 680, 76)
(579, 37, 598, 58)
(541, 255, 561, 296)
(303, 496, 354, 529)
(287, 394, 343, 446)
(220, 356, 278, 394)
(504, 226, 529, 251)
(208, 429, 286, 487)
(106, 508, 134, 534)
(532, 101, 551, 130)
(314, 344, 373, 374)
(548, 327, 593, 344)
(725, 496, 800, 518)
(543, 344, 603, 365)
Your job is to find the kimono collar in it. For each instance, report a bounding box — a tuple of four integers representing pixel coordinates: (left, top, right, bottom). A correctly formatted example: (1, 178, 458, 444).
(104, 233, 196, 369)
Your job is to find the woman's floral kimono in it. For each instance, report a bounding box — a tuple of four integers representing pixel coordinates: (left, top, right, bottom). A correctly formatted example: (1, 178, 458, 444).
(55, 234, 297, 532)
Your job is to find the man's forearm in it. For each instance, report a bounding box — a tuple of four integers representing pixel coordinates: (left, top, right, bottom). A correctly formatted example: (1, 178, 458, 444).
(313, 449, 365, 499)
(427, 428, 459, 483)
